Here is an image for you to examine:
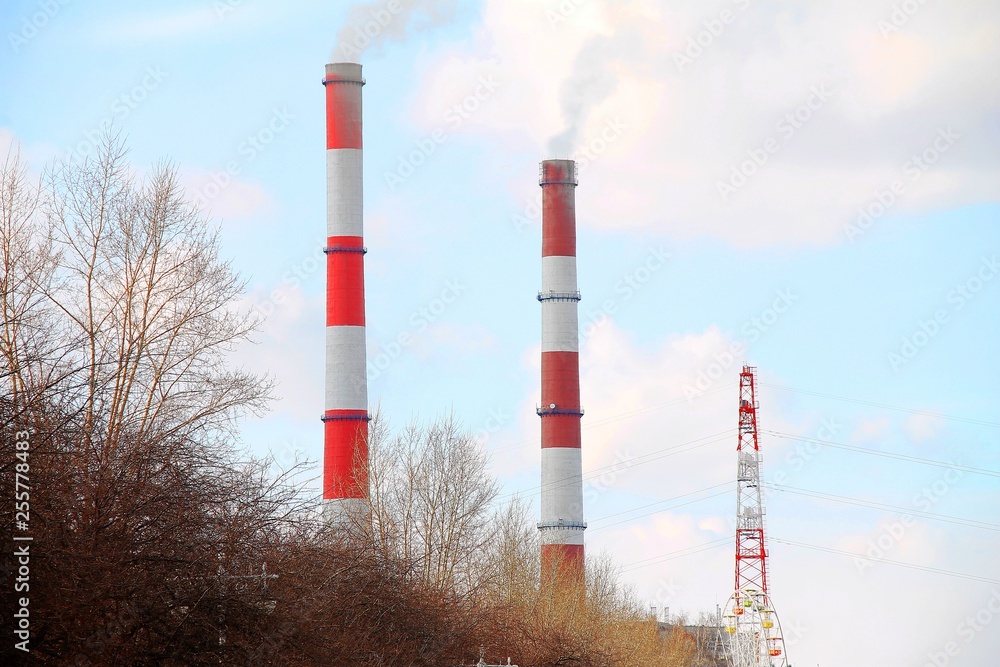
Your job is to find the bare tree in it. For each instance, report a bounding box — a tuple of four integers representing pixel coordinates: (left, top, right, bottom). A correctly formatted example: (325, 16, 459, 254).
(364, 412, 501, 595)
(0, 148, 66, 413)
(478, 494, 538, 605)
(40, 133, 271, 454)
(0, 137, 287, 665)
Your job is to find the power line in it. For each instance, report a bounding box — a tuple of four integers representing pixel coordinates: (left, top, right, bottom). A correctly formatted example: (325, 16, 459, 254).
(497, 429, 735, 501)
(488, 380, 995, 460)
(584, 383, 737, 431)
(765, 483, 1000, 532)
(764, 430, 1000, 478)
(581, 477, 996, 543)
(619, 535, 1000, 583)
(501, 430, 733, 502)
(771, 537, 1000, 585)
(489, 382, 737, 456)
(588, 482, 730, 524)
(621, 538, 731, 573)
(497, 430, 995, 544)
(759, 382, 1000, 429)
(499, 429, 995, 535)
(588, 488, 731, 533)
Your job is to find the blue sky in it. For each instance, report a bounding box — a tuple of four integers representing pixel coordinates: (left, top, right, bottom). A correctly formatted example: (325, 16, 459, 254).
(3, 1, 999, 665)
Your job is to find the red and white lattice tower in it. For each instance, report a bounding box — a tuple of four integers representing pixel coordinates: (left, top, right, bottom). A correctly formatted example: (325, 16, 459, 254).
(537, 159, 586, 580)
(722, 365, 788, 667)
(322, 63, 369, 525)
(735, 365, 766, 595)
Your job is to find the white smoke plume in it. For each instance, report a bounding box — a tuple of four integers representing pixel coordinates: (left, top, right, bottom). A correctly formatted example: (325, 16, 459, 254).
(547, 28, 645, 157)
(334, 0, 459, 62)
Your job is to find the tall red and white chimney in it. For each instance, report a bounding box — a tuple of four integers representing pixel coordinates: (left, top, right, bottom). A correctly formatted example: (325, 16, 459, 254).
(322, 62, 369, 525)
(538, 159, 585, 579)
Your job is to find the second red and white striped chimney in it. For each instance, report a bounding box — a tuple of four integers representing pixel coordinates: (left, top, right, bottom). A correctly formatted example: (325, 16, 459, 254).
(538, 159, 585, 580)
(322, 62, 369, 525)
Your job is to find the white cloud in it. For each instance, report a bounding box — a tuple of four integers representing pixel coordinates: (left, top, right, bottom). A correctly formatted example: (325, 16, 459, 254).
(180, 168, 277, 221)
(490, 319, 807, 481)
(233, 285, 324, 424)
(408, 0, 1000, 246)
(903, 412, 946, 442)
(851, 416, 892, 442)
(0, 128, 16, 159)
